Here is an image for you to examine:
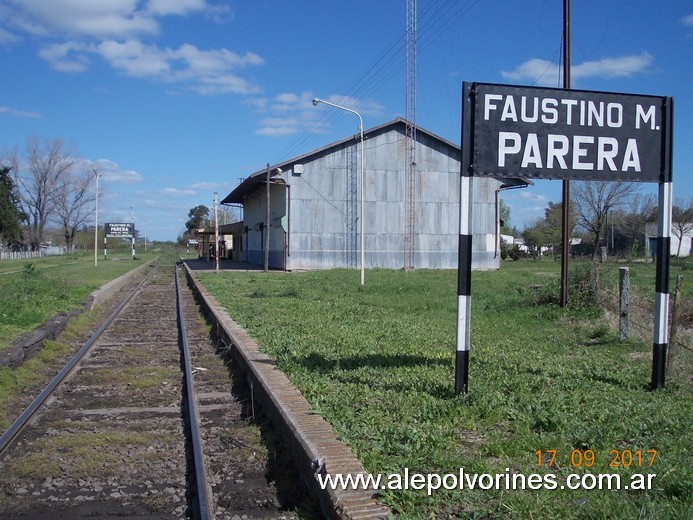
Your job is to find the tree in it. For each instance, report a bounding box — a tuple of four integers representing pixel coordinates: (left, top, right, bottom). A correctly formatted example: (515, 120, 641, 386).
(614, 192, 656, 258)
(185, 205, 211, 234)
(522, 201, 576, 258)
(55, 167, 96, 251)
(9, 136, 78, 250)
(672, 197, 693, 258)
(572, 181, 639, 261)
(499, 199, 512, 234)
(0, 165, 26, 246)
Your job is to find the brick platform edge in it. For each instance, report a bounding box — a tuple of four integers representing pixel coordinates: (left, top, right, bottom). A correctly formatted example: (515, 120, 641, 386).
(182, 263, 391, 520)
(86, 259, 156, 310)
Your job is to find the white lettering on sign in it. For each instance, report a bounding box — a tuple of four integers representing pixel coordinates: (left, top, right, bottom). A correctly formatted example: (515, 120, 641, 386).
(469, 82, 668, 183)
(636, 105, 657, 130)
(483, 91, 660, 176)
(484, 95, 624, 128)
(498, 132, 642, 172)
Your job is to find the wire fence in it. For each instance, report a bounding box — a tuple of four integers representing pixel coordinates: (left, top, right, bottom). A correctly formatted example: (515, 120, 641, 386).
(592, 262, 692, 376)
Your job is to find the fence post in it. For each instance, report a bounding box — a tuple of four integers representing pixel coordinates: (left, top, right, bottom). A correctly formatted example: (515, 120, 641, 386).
(667, 274, 684, 376)
(619, 267, 629, 341)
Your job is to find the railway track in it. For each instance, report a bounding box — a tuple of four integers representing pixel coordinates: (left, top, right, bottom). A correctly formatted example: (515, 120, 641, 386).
(0, 261, 317, 519)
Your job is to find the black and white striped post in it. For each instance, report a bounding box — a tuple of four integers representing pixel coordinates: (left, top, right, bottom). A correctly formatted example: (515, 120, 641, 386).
(652, 181, 671, 388)
(456, 83, 475, 395)
(652, 99, 674, 389)
(455, 172, 473, 395)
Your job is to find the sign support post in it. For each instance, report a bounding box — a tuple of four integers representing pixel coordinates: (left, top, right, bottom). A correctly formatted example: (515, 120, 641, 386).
(458, 81, 673, 395)
(456, 84, 474, 394)
(652, 97, 674, 388)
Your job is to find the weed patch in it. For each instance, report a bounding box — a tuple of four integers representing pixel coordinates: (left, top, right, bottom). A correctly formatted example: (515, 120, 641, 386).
(197, 264, 691, 518)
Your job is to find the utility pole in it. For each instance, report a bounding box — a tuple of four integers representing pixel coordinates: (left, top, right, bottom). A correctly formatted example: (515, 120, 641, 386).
(560, 0, 571, 307)
(214, 192, 219, 273)
(131, 206, 136, 260)
(404, 0, 417, 270)
(93, 169, 100, 267)
(264, 163, 270, 272)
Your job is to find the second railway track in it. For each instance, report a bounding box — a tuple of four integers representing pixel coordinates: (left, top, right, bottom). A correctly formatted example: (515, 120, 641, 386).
(0, 260, 317, 519)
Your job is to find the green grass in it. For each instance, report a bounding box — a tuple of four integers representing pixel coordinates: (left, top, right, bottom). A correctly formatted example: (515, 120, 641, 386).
(196, 262, 691, 519)
(0, 251, 158, 349)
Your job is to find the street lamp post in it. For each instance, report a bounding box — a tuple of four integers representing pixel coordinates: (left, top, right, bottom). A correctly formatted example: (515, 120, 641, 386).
(93, 169, 101, 267)
(312, 97, 365, 285)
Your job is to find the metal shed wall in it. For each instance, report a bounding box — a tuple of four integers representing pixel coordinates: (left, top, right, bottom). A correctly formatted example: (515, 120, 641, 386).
(280, 125, 502, 271)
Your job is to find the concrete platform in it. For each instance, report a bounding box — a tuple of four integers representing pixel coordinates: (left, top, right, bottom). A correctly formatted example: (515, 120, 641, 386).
(184, 257, 268, 272)
(182, 261, 390, 520)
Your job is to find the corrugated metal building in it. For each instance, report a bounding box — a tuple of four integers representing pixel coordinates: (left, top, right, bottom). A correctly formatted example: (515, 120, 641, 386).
(221, 118, 527, 271)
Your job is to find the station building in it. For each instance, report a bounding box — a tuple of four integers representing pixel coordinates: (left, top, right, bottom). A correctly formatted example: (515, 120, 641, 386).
(219, 118, 528, 271)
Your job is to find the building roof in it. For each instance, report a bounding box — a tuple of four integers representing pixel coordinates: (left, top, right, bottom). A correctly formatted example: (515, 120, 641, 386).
(221, 117, 528, 205)
(197, 222, 243, 236)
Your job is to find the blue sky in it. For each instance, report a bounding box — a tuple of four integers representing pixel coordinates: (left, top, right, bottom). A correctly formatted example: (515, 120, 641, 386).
(1, 0, 691, 241)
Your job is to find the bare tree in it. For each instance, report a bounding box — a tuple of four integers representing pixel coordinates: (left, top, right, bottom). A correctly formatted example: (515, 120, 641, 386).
(10, 137, 78, 250)
(572, 181, 639, 261)
(615, 192, 656, 259)
(672, 197, 693, 258)
(55, 167, 96, 251)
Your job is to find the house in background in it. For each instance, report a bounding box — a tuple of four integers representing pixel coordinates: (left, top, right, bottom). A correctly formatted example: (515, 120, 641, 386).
(646, 222, 693, 258)
(221, 118, 528, 271)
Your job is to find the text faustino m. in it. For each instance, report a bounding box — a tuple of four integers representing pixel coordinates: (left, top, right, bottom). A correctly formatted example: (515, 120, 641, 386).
(482, 92, 660, 174)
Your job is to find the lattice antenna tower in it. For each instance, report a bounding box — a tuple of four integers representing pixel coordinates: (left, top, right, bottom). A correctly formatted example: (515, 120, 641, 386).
(404, 0, 417, 270)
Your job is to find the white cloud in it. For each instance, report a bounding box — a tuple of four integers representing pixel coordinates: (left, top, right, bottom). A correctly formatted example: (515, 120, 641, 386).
(272, 92, 316, 112)
(573, 53, 654, 79)
(253, 91, 384, 137)
(8, 0, 158, 39)
(163, 187, 197, 196)
(190, 181, 221, 190)
(502, 53, 654, 86)
(0, 105, 43, 119)
(94, 40, 263, 93)
(39, 41, 91, 72)
(147, 0, 206, 17)
(204, 4, 233, 24)
(319, 95, 385, 116)
(6, 0, 255, 96)
(89, 158, 143, 184)
(256, 120, 299, 137)
(97, 39, 170, 77)
(0, 27, 19, 44)
(682, 14, 693, 26)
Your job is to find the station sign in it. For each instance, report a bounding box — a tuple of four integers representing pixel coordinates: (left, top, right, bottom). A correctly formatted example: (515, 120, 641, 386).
(105, 223, 134, 239)
(464, 82, 672, 183)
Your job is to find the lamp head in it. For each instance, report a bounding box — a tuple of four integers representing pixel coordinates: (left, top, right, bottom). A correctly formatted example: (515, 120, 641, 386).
(312, 98, 320, 106)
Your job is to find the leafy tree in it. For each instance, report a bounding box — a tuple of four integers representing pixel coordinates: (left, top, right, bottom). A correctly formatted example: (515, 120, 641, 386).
(572, 181, 639, 261)
(185, 205, 211, 234)
(672, 198, 693, 258)
(0, 165, 26, 246)
(522, 201, 576, 258)
(499, 199, 512, 234)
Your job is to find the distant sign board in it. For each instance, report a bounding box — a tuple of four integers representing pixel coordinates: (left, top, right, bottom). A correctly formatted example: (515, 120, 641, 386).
(464, 82, 672, 183)
(105, 223, 134, 239)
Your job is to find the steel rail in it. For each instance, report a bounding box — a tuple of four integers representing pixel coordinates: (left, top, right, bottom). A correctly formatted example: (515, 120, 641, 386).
(0, 262, 160, 456)
(175, 264, 214, 520)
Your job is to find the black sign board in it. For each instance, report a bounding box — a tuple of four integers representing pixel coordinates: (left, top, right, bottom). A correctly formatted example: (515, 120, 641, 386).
(464, 82, 672, 183)
(105, 223, 134, 239)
